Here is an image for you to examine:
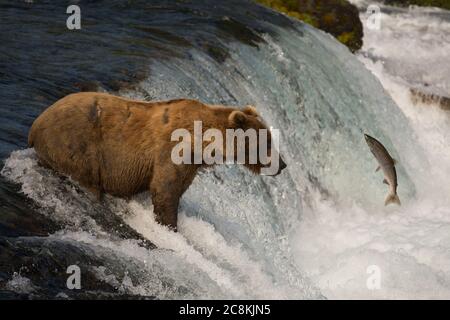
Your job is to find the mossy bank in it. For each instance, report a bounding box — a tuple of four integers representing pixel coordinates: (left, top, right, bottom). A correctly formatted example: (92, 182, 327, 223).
(254, 0, 363, 52)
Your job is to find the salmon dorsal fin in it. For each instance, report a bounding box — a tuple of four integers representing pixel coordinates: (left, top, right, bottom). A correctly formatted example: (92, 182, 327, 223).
(383, 179, 389, 185)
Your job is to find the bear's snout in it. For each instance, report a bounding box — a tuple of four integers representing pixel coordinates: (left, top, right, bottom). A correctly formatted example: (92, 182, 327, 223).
(277, 157, 287, 174)
(279, 157, 287, 171)
(273, 156, 287, 176)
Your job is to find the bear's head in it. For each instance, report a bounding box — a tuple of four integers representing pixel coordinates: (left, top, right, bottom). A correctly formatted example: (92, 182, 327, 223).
(227, 105, 287, 176)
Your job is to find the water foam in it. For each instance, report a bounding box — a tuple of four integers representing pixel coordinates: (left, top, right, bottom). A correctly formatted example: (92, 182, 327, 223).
(291, 2, 450, 299)
(1, 149, 315, 299)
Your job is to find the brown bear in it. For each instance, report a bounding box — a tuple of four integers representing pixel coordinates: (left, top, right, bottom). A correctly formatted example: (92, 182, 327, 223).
(29, 92, 286, 230)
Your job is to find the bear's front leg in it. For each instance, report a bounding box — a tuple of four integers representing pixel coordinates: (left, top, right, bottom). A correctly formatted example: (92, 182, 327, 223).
(150, 189, 180, 231)
(149, 163, 199, 232)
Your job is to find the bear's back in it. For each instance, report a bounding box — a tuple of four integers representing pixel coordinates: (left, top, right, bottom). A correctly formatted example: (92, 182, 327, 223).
(28, 92, 216, 197)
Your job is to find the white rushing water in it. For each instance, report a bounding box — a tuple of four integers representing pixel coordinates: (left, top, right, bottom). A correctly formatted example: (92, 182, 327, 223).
(294, 1, 450, 299)
(2, 1, 450, 299)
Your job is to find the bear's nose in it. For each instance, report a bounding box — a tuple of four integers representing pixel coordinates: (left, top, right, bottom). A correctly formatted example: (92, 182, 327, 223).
(278, 157, 287, 174)
(279, 157, 287, 171)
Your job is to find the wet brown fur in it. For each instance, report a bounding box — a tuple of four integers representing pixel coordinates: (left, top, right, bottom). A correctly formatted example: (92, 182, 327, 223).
(28, 92, 273, 230)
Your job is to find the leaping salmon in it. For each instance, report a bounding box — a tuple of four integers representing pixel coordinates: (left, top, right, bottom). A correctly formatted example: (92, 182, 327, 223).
(364, 134, 401, 206)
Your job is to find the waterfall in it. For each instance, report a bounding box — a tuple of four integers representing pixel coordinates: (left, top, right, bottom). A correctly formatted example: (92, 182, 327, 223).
(1, 0, 449, 299)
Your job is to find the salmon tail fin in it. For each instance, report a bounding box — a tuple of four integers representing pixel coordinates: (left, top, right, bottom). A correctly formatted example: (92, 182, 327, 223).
(385, 193, 401, 206)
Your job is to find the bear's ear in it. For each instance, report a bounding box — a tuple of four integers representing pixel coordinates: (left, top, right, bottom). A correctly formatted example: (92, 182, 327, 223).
(229, 110, 248, 128)
(243, 105, 258, 117)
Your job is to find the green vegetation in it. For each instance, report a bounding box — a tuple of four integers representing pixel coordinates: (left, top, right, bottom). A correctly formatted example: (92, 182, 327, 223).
(255, 0, 319, 27)
(254, 0, 363, 52)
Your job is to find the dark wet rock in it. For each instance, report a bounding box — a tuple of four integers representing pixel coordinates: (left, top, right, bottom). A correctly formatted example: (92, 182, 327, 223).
(0, 236, 156, 300)
(0, 177, 59, 237)
(0, 290, 30, 300)
(255, 0, 363, 52)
